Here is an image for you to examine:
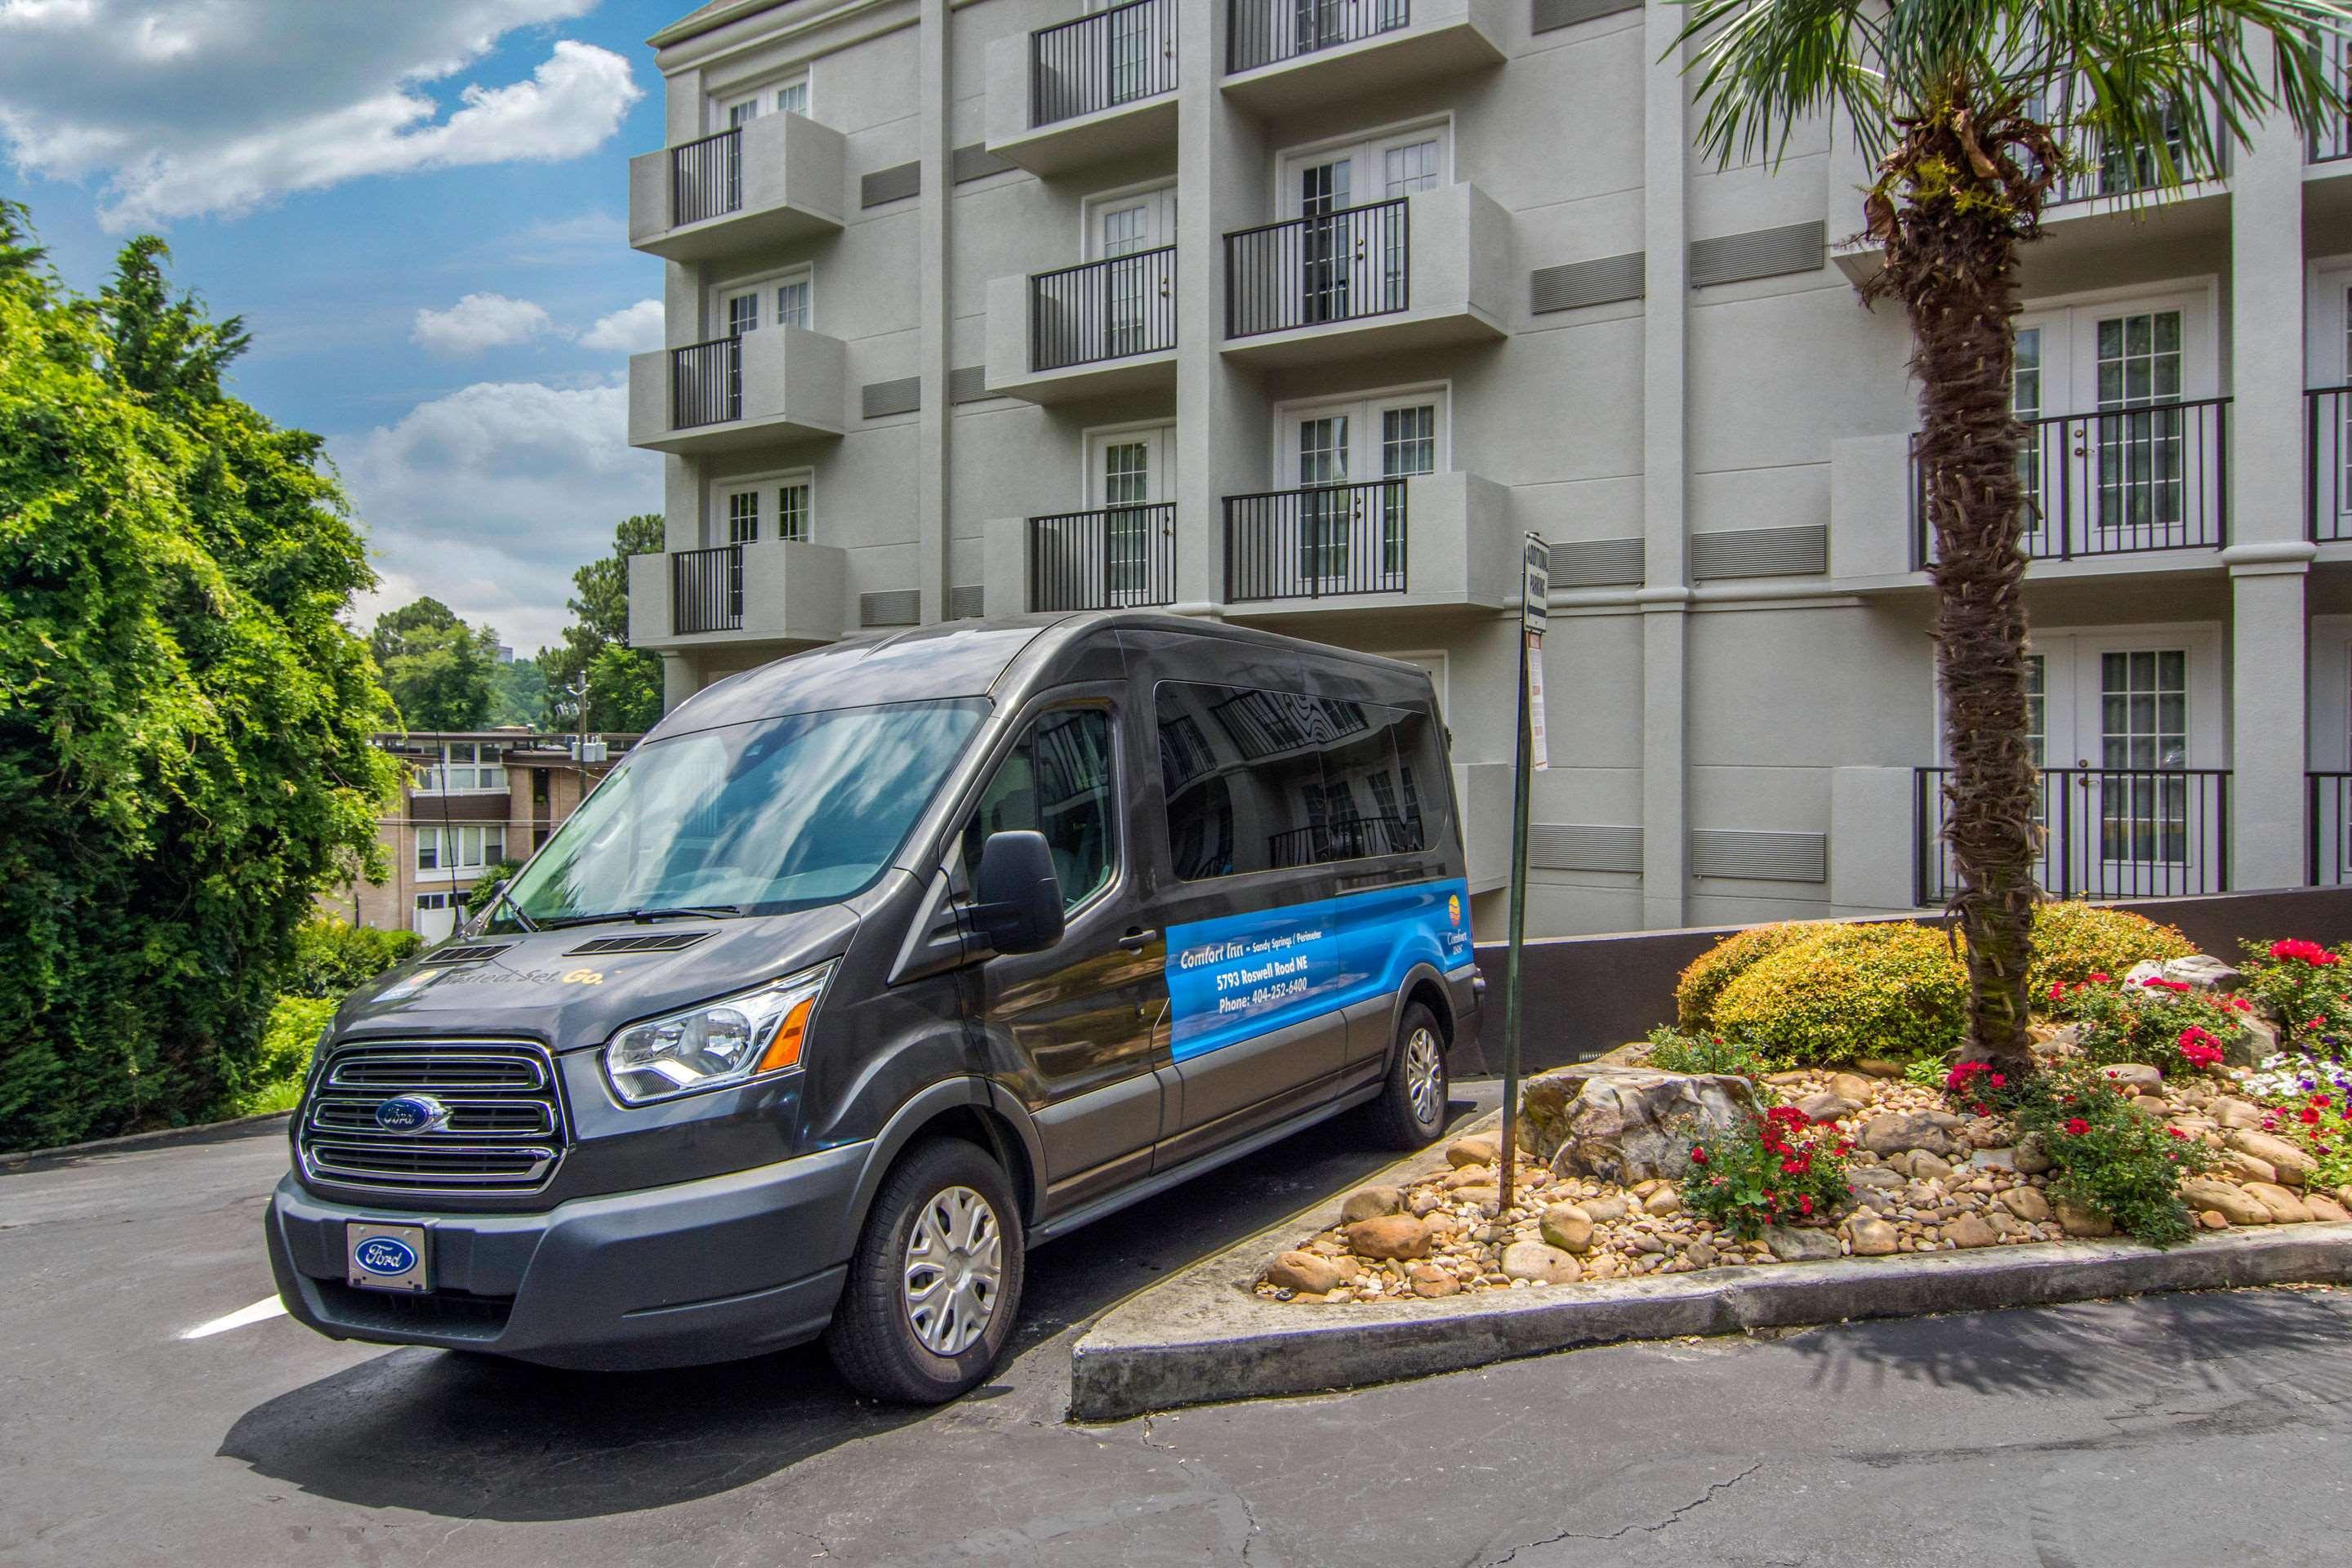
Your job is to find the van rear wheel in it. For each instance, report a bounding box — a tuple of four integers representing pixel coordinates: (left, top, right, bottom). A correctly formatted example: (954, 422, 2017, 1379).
(825, 1137, 1025, 1405)
(1367, 1001, 1449, 1149)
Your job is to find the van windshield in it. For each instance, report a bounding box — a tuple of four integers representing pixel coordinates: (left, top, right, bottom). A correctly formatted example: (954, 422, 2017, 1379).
(499, 698, 988, 926)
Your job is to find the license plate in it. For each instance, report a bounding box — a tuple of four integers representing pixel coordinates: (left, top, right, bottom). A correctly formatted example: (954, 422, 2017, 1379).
(346, 1222, 430, 1294)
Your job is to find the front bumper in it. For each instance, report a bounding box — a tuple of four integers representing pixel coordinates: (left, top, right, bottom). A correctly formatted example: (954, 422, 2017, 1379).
(265, 1143, 866, 1370)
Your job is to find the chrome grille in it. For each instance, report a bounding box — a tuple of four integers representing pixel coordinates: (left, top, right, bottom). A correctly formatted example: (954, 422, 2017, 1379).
(301, 1041, 566, 1194)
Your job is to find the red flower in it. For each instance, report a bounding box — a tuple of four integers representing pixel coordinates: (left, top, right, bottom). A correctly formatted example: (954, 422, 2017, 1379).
(2087, 972, 2110, 983)
(1690, 1146, 1710, 1165)
(1989, 1072, 2007, 1088)
(2139, 976, 2193, 992)
(2316, 1094, 2333, 1107)
(2301, 1107, 2323, 1125)
(2050, 982, 2065, 1000)
(1797, 1195, 1814, 1216)
(2065, 1116, 2091, 1136)
(2271, 938, 2338, 966)
(2166, 1126, 2189, 1139)
(1973, 1102, 1989, 1116)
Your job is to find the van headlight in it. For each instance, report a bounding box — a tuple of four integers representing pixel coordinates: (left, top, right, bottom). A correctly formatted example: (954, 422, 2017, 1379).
(603, 963, 833, 1105)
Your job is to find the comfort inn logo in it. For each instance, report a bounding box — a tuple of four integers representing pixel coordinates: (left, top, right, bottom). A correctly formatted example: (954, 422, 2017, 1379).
(1447, 895, 1462, 929)
(561, 969, 605, 986)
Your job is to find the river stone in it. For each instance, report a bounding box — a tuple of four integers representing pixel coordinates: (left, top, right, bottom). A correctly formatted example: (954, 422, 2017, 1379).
(1909, 1152, 1956, 1182)
(1540, 1204, 1594, 1254)
(1450, 1184, 1501, 1209)
(1524, 1065, 1765, 1185)
(1406, 1262, 1460, 1298)
(1501, 1241, 1582, 1285)
(2228, 1014, 2277, 1069)
(1830, 1071, 1878, 1104)
(1848, 1215, 1900, 1256)
(1582, 1194, 1629, 1223)
(1763, 1225, 1842, 1263)
(1860, 1111, 1962, 1158)
(2098, 1063, 2164, 1094)
(2179, 1179, 2270, 1225)
(2241, 1181, 2314, 1223)
(2216, 1149, 2277, 1185)
(1346, 1214, 1432, 1259)
(2014, 1133, 2053, 1174)
(1339, 1185, 1404, 1225)
(2055, 1199, 2116, 1237)
(1855, 1058, 1906, 1078)
(2308, 1194, 2352, 1222)
(1446, 1134, 1500, 1169)
(1644, 1186, 1682, 1218)
(1998, 1187, 2053, 1223)
(1264, 1250, 1344, 1294)
(1944, 1213, 1999, 1249)
(2125, 954, 2243, 993)
(2226, 1129, 2317, 1186)
(2213, 1098, 2267, 1130)
(1797, 1092, 1860, 1124)
(1850, 1165, 1906, 1190)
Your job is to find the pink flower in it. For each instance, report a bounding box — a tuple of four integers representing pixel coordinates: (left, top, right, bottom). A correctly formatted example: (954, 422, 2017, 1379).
(2270, 938, 2338, 966)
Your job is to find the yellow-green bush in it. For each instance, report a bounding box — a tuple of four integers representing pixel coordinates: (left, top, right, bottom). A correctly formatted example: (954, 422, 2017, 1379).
(1710, 921, 1967, 1069)
(1674, 922, 1826, 1030)
(229, 995, 336, 1117)
(2025, 901, 2194, 998)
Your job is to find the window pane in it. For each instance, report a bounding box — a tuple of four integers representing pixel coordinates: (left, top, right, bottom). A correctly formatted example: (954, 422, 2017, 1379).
(776, 79, 808, 116)
(963, 709, 1116, 910)
(777, 279, 809, 330)
(728, 490, 760, 544)
(726, 292, 757, 335)
(1381, 405, 1436, 477)
(778, 482, 810, 543)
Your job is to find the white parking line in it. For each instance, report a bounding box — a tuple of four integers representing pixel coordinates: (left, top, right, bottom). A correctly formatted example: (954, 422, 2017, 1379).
(180, 1295, 288, 1340)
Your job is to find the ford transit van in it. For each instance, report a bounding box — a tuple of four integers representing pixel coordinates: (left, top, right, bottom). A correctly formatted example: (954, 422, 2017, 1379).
(266, 612, 1480, 1402)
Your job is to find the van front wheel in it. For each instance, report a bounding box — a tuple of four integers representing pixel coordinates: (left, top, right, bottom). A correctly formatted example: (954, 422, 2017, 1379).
(1368, 1001, 1449, 1149)
(825, 1137, 1025, 1404)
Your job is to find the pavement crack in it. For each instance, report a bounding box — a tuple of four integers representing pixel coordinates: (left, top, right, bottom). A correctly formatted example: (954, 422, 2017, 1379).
(1481, 1462, 1762, 1564)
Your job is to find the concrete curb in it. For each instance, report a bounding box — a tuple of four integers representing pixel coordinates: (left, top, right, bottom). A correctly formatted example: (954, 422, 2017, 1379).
(1, 1110, 292, 1169)
(1068, 1140, 2352, 1420)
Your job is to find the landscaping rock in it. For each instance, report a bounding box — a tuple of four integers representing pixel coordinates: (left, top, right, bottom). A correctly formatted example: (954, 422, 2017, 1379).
(1582, 1194, 1629, 1223)
(1798, 1091, 1860, 1123)
(1643, 1187, 1682, 1218)
(2098, 1063, 2164, 1094)
(1909, 1152, 1955, 1181)
(2308, 1195, 2352, 1223)
(1446, 1135, 1499, 1169)
(1998, 1187, 2053, 1223)
(1944, 1214, 2000, 1249)
(1685, 1241, 1718, 1267)
(1264, 1250, 1344, 1294)
(2230, 1015, 2277, 1069)
(2213, 1098, 2266, 1130)
(1525, 1066, 1764, 1185)
(1971, 1147, 2016, 1171)
(1849, 1165, 1905, 1189)
(1407, 1187, 1442, 1217)
(1855, 1058, 1906, 1078)
(1501, 1241, 1582, 1285)
(2055, 1200, 2116, 1238)
(2129, 1095, 2172, 1120)
(2123, 954, 2242, 993)
(1339, 1186, 1404, 1225)
(2240, 1182, 2314, 1224)
(2216, 1149, 2278, 1186)
(1539, 1204, 1594, 1254)
(1848, 1216, 1900, 1256)
(1450, 1184, 1501, 1209)
(2180, 1179, 2270, 1225)
(2014, 1133, 2052, 1174)
(1346, 1215, 1432, 1260)
(1830, 1071, 1878, 1104)
(1406, 1263, 1460, 1298)
(2225, 1129, 2317, 1187)
(1763, 1225, 1842, 1263)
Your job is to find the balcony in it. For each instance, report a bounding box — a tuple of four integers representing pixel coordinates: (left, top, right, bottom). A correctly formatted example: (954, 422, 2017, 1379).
(2313, 773, 2352, 884)
(626, 114, 847, 263)
(1914, 765, 2230, 903)
(626, 327, 846, 456)
(1219, 470, 1512, 617)
(627, 539, 849, 652)
(1027, 504, 1178, 610)
(1222, 0, 1505, 114)
(984, 0, 1178, 176)
(2311, 387, 2352, 541)
(983, 247, 1178, 403)
(1221, 183, 1509, 368)
(1910, 399, 2229, 568)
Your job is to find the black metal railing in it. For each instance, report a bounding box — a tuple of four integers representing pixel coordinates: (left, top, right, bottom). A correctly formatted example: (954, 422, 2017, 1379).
(1267, 814, 1422, 868)
(1031, 247, 1176, 371)
(2315, 117, 2352, 164)
(2044, 108, 2227, 207)
(1226, 198, 1409, 338)
(1228, 0, 1411, 73)
(1915, 765, 2229, 904)
(1911, 397, 2228, 568)
(2313, 774, 2352, 885)
(672, 545, 742, 634)
(670, 337, 742, 430)
(2310, 386, 2352, 541)
(671, 127, 742, 227)
(1027, 504, 1176, 610)
(1223, 479, 1407, 601)
(1031, 0, 1176, 128)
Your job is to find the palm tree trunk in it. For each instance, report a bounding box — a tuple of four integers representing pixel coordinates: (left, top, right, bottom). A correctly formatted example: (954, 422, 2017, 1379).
(1868, 95, 2042, 1071)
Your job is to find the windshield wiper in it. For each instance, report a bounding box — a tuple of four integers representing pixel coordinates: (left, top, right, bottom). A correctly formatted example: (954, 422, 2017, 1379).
(536, 905, 743, 929)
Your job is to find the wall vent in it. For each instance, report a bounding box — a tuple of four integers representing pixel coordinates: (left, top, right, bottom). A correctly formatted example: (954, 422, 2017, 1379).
(861, 590, 921, 627)
(1527, 823, 1644, 875)
(1550, 537, 1645, 588)
(1690, 524, 1828, 580)
(860, 162, 921, 208)
(1530, 252, 1645, 314)
(951, 144, 1015, 184)
(1531, 0, 1640, 34)
(1692, 829, 1827, 883)
(1690, 220, 1826, 287)
(947, 366, 993, 404)
(862, 377, 922, 419)
(947, 585, 986, 620)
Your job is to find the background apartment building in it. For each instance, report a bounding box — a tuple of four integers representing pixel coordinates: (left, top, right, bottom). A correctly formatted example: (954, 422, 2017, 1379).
(330, 732, 635, 942)
(623, 0, 2352, 939)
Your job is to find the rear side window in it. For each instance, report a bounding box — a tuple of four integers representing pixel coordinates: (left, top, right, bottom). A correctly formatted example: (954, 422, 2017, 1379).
(962, 707, 1118, 911)
(1155, 681, 1451, 879)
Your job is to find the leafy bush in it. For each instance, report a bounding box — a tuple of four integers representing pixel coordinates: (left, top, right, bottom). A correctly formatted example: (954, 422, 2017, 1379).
(1709, 922, 1967, 1070)
(1642, 1025, 1769, 1079)
(1675, 922, 1827, 1030)
(1988, 1061, 2212, 1247)
(1682, 1106, 1855, 1241)
(2236, 938, 2352, 1040)
(466, 859, 522, 917)
(284, 917, 421, 1000)
(2060, 976, 2256, 1077)
(2027, 902, 2194, 996)
(230, 995, 336, 1117)
(2252, 1081, 2352, 1193)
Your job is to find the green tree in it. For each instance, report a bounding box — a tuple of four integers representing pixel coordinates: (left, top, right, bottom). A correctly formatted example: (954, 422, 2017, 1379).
(487, 652, 544, 728)
(1678, 0, 2351, 1071)
(0, 205, 402, 1148)
(372, 596, 497, 730)
(546, 513, 666, 732)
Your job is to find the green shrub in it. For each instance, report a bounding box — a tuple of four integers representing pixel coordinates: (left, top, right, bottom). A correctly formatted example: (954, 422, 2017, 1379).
(1681, 1106, 1855, 1241)
(1642, 1025, 1768, 1079)
(1675, 922, 1825, 1030)
(1989, 1060, 2212, 1247)
(2027, 902, 2194, 996)
(2252, 1083, 2352, 1193)
(2063, 978, 2255, 1077)
(1710, 922, 1967, 1070)
(284, 917, 421, 1000)
(2235, 938, 2352, 1040)
(465, 860, 521, 917)
(228, 995, 336, 1118)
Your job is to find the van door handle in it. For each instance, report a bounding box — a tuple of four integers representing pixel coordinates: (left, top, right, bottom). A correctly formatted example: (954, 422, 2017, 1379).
(1117, 928, 1157, 951)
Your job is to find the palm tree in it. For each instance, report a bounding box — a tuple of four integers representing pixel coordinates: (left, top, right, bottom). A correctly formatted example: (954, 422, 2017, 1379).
(1677, 1, 2352, 1070)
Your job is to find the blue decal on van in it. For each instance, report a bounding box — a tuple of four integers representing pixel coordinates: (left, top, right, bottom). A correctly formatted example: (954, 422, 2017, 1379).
(1163, 879, 1471, 1062)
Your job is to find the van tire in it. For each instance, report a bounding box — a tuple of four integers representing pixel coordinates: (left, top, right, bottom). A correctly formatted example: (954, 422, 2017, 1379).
(1367, 1001, 1450, 1149)
(824, 1136, 1025, 1405)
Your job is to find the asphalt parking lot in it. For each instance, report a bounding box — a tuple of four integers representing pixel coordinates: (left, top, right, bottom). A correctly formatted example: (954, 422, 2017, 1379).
(5, 1087, 2348, 1567)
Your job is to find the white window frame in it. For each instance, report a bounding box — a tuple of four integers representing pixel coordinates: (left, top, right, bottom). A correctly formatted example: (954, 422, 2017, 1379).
(708, 263, 815, 340)
(1080, 420, 1176, 508)
(414, 741, 509, 795)
(416, 824, 507, 880)
(710, 69, 813, 132)
(1080, 179, 1177, 259)
(709, 467, 817, 549)
(1931, 623, 2224, 772)
(1272, 382, 1451, 484)
(1273, 115, 1454, 218)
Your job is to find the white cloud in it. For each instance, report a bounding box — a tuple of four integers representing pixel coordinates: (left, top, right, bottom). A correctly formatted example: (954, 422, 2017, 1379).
(577, 298, 662, 354)
(336, 377, 662, 655)
(0, 2, 639, 228)
(412, 292, 556, 355)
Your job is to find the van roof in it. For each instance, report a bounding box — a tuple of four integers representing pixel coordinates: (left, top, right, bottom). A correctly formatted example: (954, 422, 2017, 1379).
(644, 612, 1428, 742)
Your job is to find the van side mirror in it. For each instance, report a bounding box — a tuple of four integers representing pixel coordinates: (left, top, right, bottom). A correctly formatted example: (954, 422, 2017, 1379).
(971, 831, 1065, 955)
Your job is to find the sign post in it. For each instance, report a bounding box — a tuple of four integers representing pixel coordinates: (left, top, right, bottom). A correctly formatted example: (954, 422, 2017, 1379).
(1499, 534, 1548, 1212)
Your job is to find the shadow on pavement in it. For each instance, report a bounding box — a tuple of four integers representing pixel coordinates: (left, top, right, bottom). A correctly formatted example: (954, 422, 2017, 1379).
(219, 1089, 1490, 1521)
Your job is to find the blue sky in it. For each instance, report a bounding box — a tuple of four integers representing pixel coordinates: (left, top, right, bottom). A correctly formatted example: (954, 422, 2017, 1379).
(0, 0, 690, 655)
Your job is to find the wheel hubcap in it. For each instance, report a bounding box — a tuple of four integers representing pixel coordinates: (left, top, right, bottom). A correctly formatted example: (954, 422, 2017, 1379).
(1405, 1027, 1443, 1124)
(902, 1184, 1003, 1356)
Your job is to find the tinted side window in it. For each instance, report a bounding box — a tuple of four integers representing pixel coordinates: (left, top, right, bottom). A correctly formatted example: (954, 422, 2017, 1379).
(963, 708, 1116, 911)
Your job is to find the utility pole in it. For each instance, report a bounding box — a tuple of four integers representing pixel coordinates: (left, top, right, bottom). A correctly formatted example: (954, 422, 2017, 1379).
(1499, 533, 1549, 1213)
(566, 668, 590, 762)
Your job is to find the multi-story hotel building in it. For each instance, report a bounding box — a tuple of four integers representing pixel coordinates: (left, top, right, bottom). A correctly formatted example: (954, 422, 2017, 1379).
(623, 0, 2352, 938)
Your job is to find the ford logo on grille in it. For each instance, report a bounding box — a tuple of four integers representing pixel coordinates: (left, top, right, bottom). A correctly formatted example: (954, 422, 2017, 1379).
(374, 1094, 450, 1134)
(354, 1237, 417, 1276)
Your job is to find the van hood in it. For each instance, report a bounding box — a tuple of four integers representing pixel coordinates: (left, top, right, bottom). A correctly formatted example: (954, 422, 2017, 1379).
(332, 904, 863, 1052)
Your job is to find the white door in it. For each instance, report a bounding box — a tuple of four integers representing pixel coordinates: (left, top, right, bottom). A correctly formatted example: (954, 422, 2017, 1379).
(1280, 392, 1443, 591)
(2041, 633, 2220, 896)
(1274, 129, 1444, 328)
(1086, 427, 1171, 605)
(1085, 187, 1174, 359)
